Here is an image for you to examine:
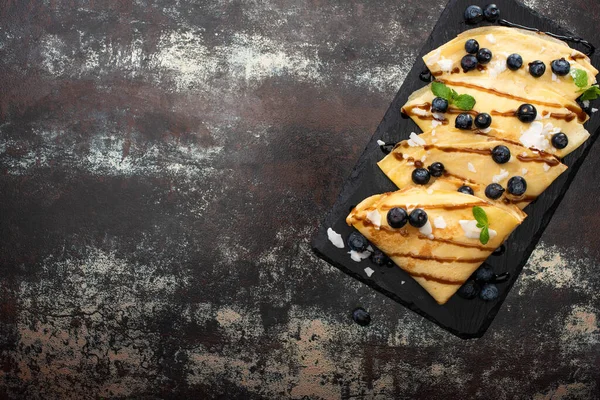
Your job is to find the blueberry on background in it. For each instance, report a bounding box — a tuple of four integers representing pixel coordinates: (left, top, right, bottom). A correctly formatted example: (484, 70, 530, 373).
(480, 284, 499, 301)
(347, 231, 368, 252)
(475, 264, 495, 282)
(370, 249, 392, 267)
(464, 5, 484, 24)
(352, 307, 371, 326)
(483, 4, 500, 21)
(458, 280, 481, 299)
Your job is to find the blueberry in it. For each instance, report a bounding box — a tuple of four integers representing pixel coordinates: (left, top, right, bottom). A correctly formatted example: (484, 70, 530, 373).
(517, 103, 537, 123)
(352, 307, 371, 326)
(551, 132, 569, 149)
(461, 54, 479, 72)
(465, 39, 480, 54)
(347, 231, 368, 252)
(485, 183, 505, 200)
(507, 176, 527, 196)
(458, 280, 480, 299)
(387, 207, 408, 229)
(431, 97, 449, 113)
(428, 162, 445, 177)
(411, 168, 431, 185)
(551, 58, 571, 76)
(528, 60, 546, 77)
(408, 208, 428, 228)
(475, 113, 492, 129)
(475, 264, 494, 282)
(483, 3, 500, 21)
(458, 185, 475, 195)
(477, 48, 493, 64)
(506, 53, 523, 70)
(491, 145, 511, 164)
(464, 5, 484, 24)
(455, 113, 473, 130)
(479, 284, 499, 301)
(370, 249, 392, 267)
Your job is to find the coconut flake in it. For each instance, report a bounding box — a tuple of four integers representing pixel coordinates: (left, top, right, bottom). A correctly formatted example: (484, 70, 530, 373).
(459, 220, 497, 240)
(486, 33, 497, 44)
(552, 73, 558, 82)
(492, 168, 509, 183)
(421, 155, 427, 162)
(583, 100, 590, 108)
(349, 250, 371, 262)
(327, 228, 345, 248)
(540, 46, 546, 53)
(411, 107, 428, 116)
(480, 127, 492, 134)
(437, 57, 454, 72)
(489, 61, 506, 78)
(364, 267, 375, 277)
(543, 163, 551, 172)
(431, 130, 436, 136)
(377, 139, 385, 146)
(366, 209, 381, 229)
(522, 168, 528, 175)
(419, 219, 433, 237)
(433, 216, 447, 229)
(407, 132, 426, 147)
(407, 161, 414, 166)
(468, 162, 476, 173)
(519, 121, 551, 151)
(402, 153, 410, 159)
(592, 108, 599, 113)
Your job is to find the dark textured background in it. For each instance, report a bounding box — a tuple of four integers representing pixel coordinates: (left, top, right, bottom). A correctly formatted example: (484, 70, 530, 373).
(0, 0, 599, 398)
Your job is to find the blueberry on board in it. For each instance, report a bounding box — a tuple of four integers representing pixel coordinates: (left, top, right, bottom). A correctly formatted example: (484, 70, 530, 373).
(485, 183, 505, 200)
(551, 58, 571, 76)
(370, 249, 392, 267)
(461, 54, 479, 72)
(551, 132, 569, 149)
(475, 264, 495, 282)
(506, 53, 523, 70)
(458, 280, 481, 299)
(465, 39, 480, 54)
(412, 168, 431, 185)
(347, 231, 368, 252)
(475, 113, 492, 129)
(477, 48, 493, 64)
(483, 4, 500, 21)
(491, 145, 511, 164)
(455, 113, 473, 130)
(428, 162, 445, 177)
(352, 307, 371, 326)
(528, 60, 546, 77)
(479, 284, 499, 301)
(431, 97, 449, 113)
(517, 103, 537, 122)
(507, 176, 527, 196)
(458, 185, 475, 195)
(464, 5, 484, 24)
(387, 207, 408, 229)
(408, 208, 428, 228)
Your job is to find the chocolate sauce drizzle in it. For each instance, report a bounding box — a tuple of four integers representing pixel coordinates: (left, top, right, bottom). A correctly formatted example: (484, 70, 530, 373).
(498, 19, 595, 56)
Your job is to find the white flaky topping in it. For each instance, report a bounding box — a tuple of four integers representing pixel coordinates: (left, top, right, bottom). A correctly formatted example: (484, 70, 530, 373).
(520, 121, 551, 151)
(522, 168, 528, 175)
(366, 209, 381, 229)
(583, 100, 590, 108)
(420, 155, 427, 162)
(468, 162, 476, 173)
(486, 34, 497, 44)
(592, 108, 599, 113)
(433, 216, 447, 229)
(407, 132, 426, 147)
(459, 220, 498, 240)
(431, 120, 442, 128)
(377, 139, 385, 146)
(492, 169, 509, 184)
(489, 61, 506, 78)
(411, 107, 428, 116)
(364, 267, 375, 277)
(327, 228, 345, 248)
(419, 219, 433, 239)
(402, 153, 410, 159)
(543, 163, 551, 172)
(349, 250, 371, 262)
(437, 57, 454, 72)
(551, 73, 558, 82)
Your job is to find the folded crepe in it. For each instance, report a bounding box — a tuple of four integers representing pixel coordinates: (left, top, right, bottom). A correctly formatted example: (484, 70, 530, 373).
(346, 187, 525, 304)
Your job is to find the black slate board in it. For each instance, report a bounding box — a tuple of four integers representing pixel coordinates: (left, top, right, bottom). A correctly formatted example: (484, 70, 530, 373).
(312, 0, 600, 338)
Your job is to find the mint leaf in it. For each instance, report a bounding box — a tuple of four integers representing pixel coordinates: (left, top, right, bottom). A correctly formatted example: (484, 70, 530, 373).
(450, 89, 459, 101)
(480, 226, 490, 245)
(431, 82, 453, 101)
(454, 94, 476, 110)
(580, 85, 600, 101)
(472, 206, 488, 226)
(570, 69, 588, 89)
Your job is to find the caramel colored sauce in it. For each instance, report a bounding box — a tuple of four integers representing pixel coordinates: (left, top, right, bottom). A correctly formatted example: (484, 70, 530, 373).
(414, 160, 424, 168)
(491, 109, 517, 117)
(447, 106, 478, 116)
(418, 235, 495, 250)
(516, 153, 560, 166)
(424, 144, 492, 156)
(405, 271, 462, 285)
(389, 252, 487, 264)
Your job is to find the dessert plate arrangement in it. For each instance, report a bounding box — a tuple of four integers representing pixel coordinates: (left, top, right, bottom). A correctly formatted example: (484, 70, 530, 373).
(312, 0, 600, 338)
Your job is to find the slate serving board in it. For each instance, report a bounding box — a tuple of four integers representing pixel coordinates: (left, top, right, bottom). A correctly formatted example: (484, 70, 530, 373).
(311, 0, 600, 338)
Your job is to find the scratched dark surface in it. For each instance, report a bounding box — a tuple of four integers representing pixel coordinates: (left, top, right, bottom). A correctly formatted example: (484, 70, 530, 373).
(1, 0, 599, 399)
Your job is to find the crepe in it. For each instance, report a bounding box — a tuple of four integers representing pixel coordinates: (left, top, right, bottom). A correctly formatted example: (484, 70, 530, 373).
(346, 187, 525, 304)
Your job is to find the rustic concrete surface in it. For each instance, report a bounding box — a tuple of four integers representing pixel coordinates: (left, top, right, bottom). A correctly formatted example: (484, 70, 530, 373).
(1, 0, 599, 399)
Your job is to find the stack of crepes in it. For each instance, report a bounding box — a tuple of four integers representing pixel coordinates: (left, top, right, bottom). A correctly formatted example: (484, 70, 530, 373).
(347, 26, 598, 304)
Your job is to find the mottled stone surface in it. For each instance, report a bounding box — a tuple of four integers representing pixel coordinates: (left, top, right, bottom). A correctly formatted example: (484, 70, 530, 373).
(0, 0, 599, 399)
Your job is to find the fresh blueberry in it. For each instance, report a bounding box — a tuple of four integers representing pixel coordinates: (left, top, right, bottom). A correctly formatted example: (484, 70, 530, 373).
(458, 185, 475, 195)
(483, 3, 500, 21)
(475, 264, 494, 282)
(517, 103, 537, 122)
(551, 58, 571, 76)
(464, 5, 484, 24)
(428, 162, 445, 177)
(506, 53, 523, 70)
(411, 168, 431, 185)
(507, 176, 527, 196)
(431, 97, 449, 113)
(477, 48, 493, 64)
(370, 249, 392, 267)
(551, 132, 569, 149)
(408, 208, 428, 228)
(420, 68, 433, 82)
(479, 284, 499, 301)
(485, 183, 505, 200)
(465, 39, 480, 54)
(458, 280, 480, 299)
(528, 60, 546, 77)
(461, 54, 479, 72)
(491, 145, 511, 164)
(387, 207, 408, 229)
(352, 307, 371, 326)
(455, 113, 473, 130)
(347, 231, 368, 252)
(475, 113, 492, 129)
